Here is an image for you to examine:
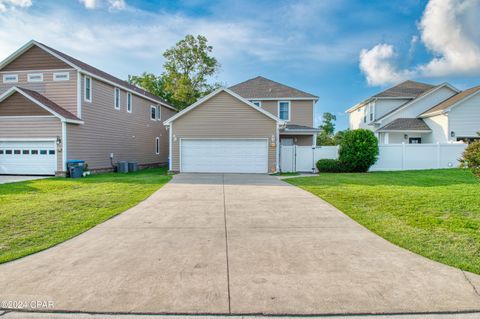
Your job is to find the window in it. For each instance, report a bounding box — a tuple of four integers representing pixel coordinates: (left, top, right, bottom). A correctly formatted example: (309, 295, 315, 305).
(84, 76, 92, 102)
(126, 92, 132, 113)
(155, 137, 160, 155)
(31, 150, 38, 155)
(53, 72, 70, 81)
(409, 138, 422, 144)
(40, 150, 47, 155)
(0, 150, 3, 155)
(27, 73, 43, 82)
(150, 106, 157, 120)
(6, 150, 12, 155)
(278, 101, 290, 121)
(114, 88, 121, 110)
(14, 150, 21, 155)
(3, 74, 18, 83)
(22, 150, 29, 155)
(156, 106, 161, 120)
(250, 100, 262, 107)
(49, 150, 55, 155)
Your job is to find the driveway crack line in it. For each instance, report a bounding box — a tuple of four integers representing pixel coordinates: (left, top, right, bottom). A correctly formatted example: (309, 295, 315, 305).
(462, 270, 480, 297)
(222, 174, 232, 313)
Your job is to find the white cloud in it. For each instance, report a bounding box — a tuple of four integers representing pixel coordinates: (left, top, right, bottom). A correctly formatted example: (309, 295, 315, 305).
(359, 0, 480, 86)
(359, 44, 413, 86)
(79, 0, 97, 9)
(0, 0, 32, 12)
(108, 0, 125, 10)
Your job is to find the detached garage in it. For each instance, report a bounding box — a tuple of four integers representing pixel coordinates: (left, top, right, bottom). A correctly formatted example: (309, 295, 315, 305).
(164, 88, 283, 174)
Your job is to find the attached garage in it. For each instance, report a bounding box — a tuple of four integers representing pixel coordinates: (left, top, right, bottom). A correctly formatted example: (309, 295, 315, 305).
(180, 139, 269, 173)
(164, 88, 283, 174)
(0, 140, 57, 175)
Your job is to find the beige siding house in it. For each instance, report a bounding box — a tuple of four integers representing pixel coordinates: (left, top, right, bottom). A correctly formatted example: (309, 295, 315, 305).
(0, 40, 176, 175)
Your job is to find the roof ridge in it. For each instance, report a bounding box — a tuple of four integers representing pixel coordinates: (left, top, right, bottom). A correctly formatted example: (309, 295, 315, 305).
(229, 76, 318, 99)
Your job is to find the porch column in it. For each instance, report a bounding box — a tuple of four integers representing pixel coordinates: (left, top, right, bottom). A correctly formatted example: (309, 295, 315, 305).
(384, 132, 389, 144)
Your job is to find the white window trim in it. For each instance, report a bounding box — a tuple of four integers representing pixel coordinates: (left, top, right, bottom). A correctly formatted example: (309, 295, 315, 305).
(84, 76, 92, 103)
(278, 101, 291, 122)
(155, 137, 160, 155)
(114, 87, 121, 110)
(157, 105, 161, 121)
(150, 105, 157, 121)
(126, 92, 132, 113)
(3, 74, 18, 83)
(53, 72, 70, 81)
(250, 100, 262, 107)
(27, 73, 43, 82)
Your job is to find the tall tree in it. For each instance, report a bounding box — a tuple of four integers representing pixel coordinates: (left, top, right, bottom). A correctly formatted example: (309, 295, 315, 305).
(317, 112, 337, 145)
(130, 35, 220, 110)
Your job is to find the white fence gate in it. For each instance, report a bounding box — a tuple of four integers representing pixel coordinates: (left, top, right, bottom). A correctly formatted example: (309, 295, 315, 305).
(280, 143, 467, 172)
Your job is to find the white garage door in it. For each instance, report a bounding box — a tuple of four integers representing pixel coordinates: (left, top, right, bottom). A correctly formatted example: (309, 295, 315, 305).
(0, 140, 57, 175)
(181, 139, 269, 173)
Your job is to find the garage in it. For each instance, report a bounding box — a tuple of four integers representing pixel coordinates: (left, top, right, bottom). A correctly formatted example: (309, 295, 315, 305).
(0, 140, 57, 175)
(180, 139, 268, 173)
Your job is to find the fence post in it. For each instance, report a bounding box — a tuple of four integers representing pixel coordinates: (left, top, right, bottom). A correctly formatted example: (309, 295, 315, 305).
(401, 142, 406, 170)
(312, 146, 315, 173)
(436, 142, 441, 168)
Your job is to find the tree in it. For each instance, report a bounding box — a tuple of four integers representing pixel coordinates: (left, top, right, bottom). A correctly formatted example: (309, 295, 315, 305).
(317, 112, 345, 146)
(130, 35, 220, 110)
(319, 112, 336, 135)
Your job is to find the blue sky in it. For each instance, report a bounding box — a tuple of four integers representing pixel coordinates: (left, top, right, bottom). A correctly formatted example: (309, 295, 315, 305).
(1, 0, 479, 130)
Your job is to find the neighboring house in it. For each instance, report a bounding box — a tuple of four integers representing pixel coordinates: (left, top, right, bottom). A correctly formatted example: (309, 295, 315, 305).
(347, 80, 480, 144)
(164, 77, 319, 174)
(0, 40, 176, 176)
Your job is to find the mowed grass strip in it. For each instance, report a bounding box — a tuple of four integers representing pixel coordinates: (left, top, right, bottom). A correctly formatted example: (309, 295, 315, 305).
(286, 169, 480, 274)
(0, 167, 171, 264)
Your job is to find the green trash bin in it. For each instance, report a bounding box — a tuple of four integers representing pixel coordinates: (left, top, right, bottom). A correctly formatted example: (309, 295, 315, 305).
(67, 160, 85, 178)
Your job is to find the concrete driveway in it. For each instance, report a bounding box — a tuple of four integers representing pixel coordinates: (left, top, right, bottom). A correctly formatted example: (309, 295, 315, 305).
(0, 173, 479, 315)
(0, 175, 49, 184)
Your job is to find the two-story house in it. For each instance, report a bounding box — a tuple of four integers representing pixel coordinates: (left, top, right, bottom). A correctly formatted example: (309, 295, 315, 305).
(163, 76, 319, 173)
(347, 80, 480, 144)
(0, 40, 176, 176)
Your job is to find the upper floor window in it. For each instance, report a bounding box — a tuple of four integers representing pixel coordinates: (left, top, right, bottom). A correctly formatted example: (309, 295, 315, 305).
(3, 74, 18, 83)
(278, 101, 291, 121)
(53, 72, 70, 81)
(27, 73, 43, 82)
(250, 100, 262, 107)
(126, 92, 132, 113)
(150, 105, 157, 120)
(84, 76, 92, 102)
(114, 88, 121, 110)
(156, 105, 161, 120)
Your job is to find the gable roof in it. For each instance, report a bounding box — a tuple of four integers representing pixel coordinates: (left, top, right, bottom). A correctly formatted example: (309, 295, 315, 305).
(0, 86, 82, 124)
(373, 80, 436, 98)
(420, 86, 480, 117)
(0, 40, 176, 111)
(229, 76, 318, 100)
(377, 118, 431, 132)
(163, 88, 284, 125)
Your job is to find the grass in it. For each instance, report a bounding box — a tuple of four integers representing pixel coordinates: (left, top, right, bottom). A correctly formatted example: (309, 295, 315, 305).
(0, 167, 171, 264)
(286, 169, 480, 274)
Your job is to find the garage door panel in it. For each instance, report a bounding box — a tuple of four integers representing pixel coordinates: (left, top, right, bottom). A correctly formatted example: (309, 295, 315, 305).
(0, 141, 56, 175)
(181, 139, 268, 173)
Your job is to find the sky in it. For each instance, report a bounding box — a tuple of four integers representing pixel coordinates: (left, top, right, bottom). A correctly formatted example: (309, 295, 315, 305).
(0, 0, 479, 130)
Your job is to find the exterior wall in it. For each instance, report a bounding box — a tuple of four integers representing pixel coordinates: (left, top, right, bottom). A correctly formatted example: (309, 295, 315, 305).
(423, 114, 449, 143)
(379, 132, 431, 144)
(375, 98, 411, 119)
(0, 116, 63, 171)
(280, 135, 314, 146)
(1, 46, 71, 71)
(67, 76, 173, 170)
(0, 69, 78, 116)
(448, 92, 480, 140)
(256, 100, 314, 127)
(348, 105, 368, 130)
(0, 92, 51, 116)
(171, 91, 277, 172)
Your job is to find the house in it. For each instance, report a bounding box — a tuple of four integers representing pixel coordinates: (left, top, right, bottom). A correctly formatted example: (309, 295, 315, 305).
(0, 40, 176, 176)
(164, 76, 319, 173)
(347, 80, 480, 144)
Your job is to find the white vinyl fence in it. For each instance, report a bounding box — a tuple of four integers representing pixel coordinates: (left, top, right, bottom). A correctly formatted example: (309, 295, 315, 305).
(280, 143, 467, 172)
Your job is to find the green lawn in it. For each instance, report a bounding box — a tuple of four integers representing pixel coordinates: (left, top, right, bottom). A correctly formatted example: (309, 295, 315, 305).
(287, 169, 480, 274)
(0, 167, 171, 264)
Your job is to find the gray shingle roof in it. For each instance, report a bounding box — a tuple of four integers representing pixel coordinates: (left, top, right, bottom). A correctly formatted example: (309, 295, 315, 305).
(420, 86, 480, 117)
(378, 118, 431, 131)
(229, 76, 318, 99)
(373, 80, 436, 98)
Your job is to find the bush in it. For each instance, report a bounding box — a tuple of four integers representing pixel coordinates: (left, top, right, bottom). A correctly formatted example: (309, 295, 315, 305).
(460, 141, 480, 178)
(338, 129, 379, 172)
(316, 159, 348, 173)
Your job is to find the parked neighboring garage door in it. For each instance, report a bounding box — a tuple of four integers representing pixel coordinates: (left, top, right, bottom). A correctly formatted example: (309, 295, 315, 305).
(180, 139, 268, 173)
(0, 140, 57, 175)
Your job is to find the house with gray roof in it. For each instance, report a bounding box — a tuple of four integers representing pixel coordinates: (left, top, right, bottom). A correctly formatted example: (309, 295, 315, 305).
(346, 80, 480, 144)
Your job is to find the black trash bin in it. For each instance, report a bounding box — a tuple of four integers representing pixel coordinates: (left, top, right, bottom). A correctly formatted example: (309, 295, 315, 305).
(67, 160, 85, 178)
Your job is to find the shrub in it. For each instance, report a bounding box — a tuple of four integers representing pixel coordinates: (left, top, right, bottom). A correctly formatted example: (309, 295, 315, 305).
(338, 129, 379, 172)
(316, 159, 348, 173)
(460, 141, 480, 178)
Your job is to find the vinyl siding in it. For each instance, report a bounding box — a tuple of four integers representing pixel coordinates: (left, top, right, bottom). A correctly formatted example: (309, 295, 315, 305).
(423, 114, 449, 143)
(448, 92, 480, 139)
(1, 46, 71, 71)
(257, 100, 314, 126)
(0, 70, 78, 116)
(0, 116, 62, 171)
(0, 92, 51, 116)
(375, 99, 411, 119)
(280, 135, 314, 146)
(67, 76, 173, 169)
(171, 91, 277, 172)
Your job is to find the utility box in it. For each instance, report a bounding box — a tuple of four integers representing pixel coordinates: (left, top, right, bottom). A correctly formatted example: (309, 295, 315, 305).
(128, 162, 138, 172)
(117, 161, 129, 173)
